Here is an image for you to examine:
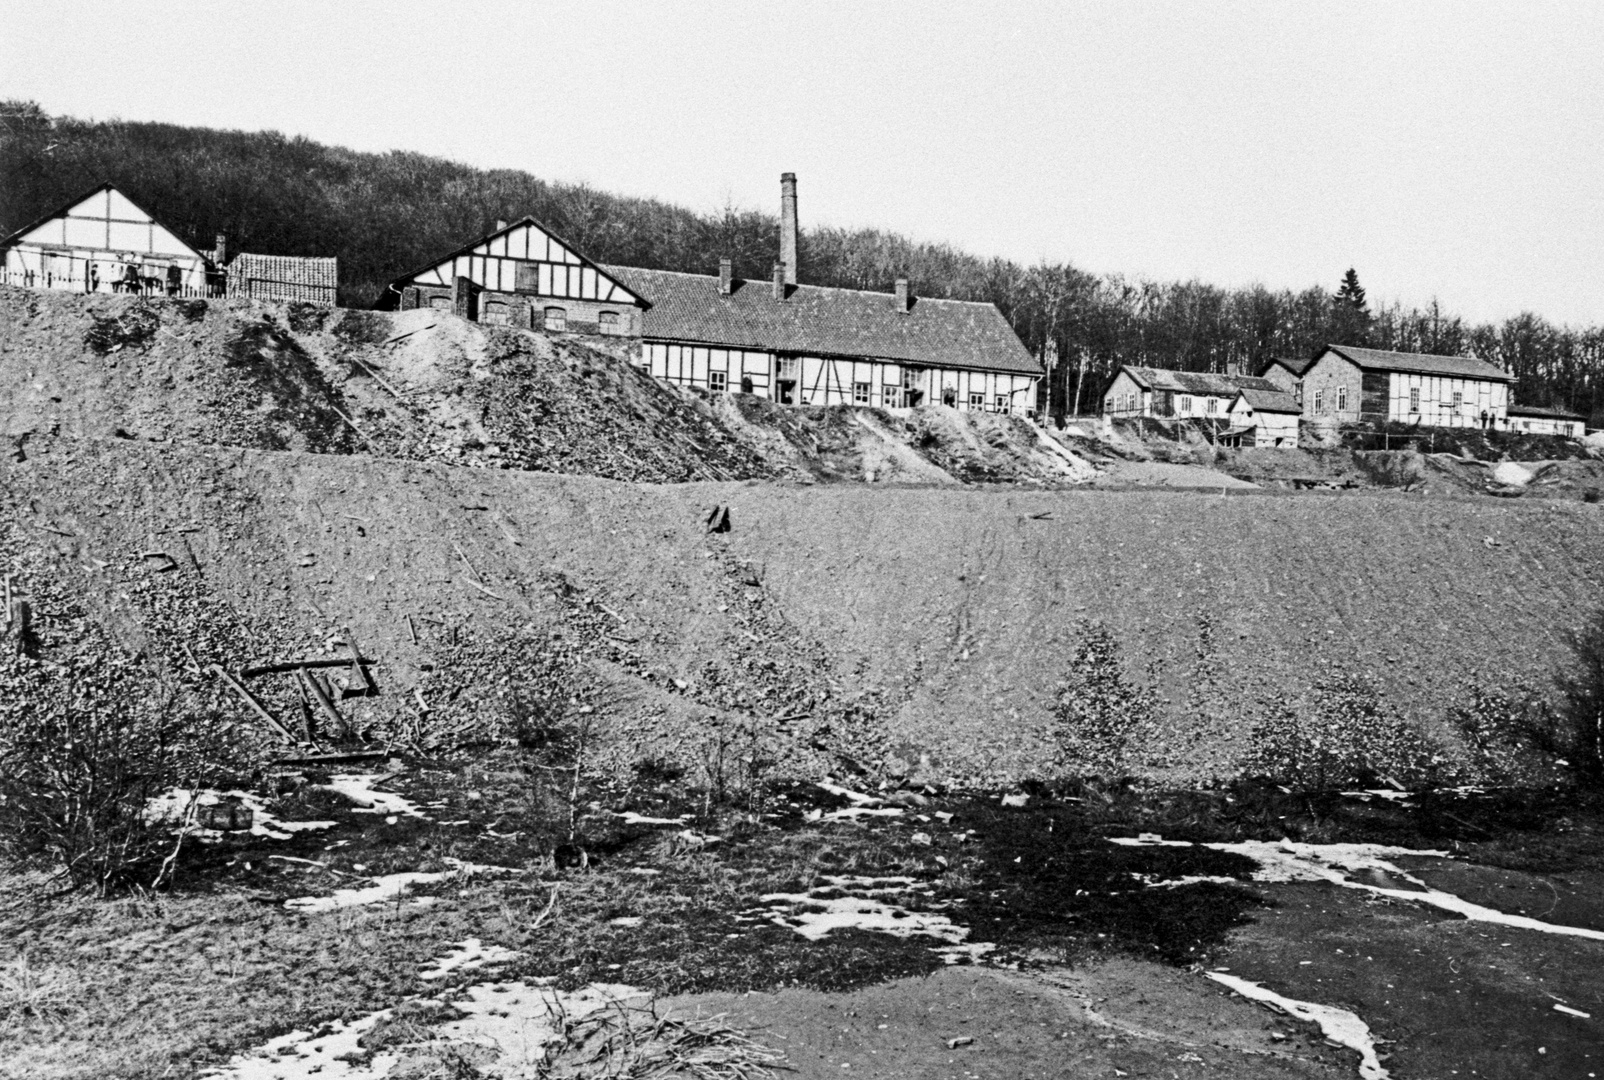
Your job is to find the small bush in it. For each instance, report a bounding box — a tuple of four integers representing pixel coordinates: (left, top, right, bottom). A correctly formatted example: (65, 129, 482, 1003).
(1449, 683, 1556, 785)
(1050, 620, 1157, 775)
(1242, 667, 1447, 790)
(0, 649, 253, 893)
(83, 304, 160, 353)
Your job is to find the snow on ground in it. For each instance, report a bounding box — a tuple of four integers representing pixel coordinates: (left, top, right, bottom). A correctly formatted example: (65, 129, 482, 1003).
(1206, 972, 1389, 1080)
(615, 811, 690, 826)
(204, 946, 641, 1080)
(200, 1006, 397, 1080)
(145, 789, 336, 841)
(285, 859, 518, 913)
(750, 875, 991, 963)
(1114, 836, 1604, 940)
(418, 938, 523, 981)
(321, 773, 427, 818)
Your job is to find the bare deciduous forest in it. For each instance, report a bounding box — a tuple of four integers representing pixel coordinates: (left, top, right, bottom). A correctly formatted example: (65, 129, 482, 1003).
(3, 99, 1601, 422)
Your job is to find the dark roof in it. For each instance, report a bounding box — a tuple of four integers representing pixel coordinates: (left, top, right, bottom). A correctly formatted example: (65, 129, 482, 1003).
(1118, 366, 1281, 397)
(1507, 403, 1587, 420)
(1323, 344, 1512, 383)
(1234, 388, 1302, 414)
(1258, 356, 1315, 378)
(601, 265, 1041, 376)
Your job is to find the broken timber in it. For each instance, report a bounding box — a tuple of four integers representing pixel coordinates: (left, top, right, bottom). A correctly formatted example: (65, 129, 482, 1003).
(705, 504, 731, 533)
(343, 627, 375, 696)
(300, 666, 349, 741)
(211, 665, 298, 744)
(240, 656, 376, 678)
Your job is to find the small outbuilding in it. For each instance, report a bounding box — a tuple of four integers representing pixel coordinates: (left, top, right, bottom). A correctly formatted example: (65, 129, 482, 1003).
(1102, 365, 1284, 421)
(1506, 404, 1587, 438)
(1225, 387, 1302, 447)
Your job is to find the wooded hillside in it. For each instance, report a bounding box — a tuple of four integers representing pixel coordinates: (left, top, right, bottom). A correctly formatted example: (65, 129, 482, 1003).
(3, 100, 1600, 423)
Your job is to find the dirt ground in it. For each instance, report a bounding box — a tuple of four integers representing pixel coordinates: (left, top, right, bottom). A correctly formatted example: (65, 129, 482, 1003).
(662, 962, 1356, 1079)
(4, 436, 1604, 784)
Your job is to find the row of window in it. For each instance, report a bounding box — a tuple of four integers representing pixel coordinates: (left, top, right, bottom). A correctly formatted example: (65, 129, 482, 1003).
(431, 294, 626, 334)
(1311, 386, 1349, 413)
(1177, 395, 1220, 416)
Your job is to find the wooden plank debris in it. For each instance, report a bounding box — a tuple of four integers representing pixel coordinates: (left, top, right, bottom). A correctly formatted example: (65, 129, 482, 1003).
(705, 504, 731, 533)
(240, 656, 375, 678)
(211, 665, 297, 744)
(343, 627, 375, 697)
(300, 666, 349, 741)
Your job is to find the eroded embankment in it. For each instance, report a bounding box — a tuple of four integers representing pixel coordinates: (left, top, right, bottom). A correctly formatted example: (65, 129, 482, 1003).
(4, 436, 1603, 783)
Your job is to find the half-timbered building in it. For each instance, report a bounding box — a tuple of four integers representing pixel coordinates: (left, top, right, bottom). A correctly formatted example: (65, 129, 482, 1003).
(1300, 344, 1511, 428)
(386, 217, 650, 333)
(0, 183, 214, 296)
(383, 174, 1041, 415)
(1102, 365, 1283, 421)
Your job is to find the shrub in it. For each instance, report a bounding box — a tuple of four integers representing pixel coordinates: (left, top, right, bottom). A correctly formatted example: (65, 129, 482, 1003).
(1522, 610, 1604, 789)
(1449, 683, 1556, 786)
(1242, 667, 1447, 790)
(1050, 620, 1157, 775)
(0, 647, 252, 893)
(83, 303, 160, 353)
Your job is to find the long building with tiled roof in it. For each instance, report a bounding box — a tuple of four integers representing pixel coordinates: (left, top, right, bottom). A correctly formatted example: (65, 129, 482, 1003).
(1301, 344, 1512, 428)
(383, 173, 1041, 416)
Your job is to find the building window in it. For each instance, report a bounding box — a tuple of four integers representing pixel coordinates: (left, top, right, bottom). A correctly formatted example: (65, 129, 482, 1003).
(1451, 390, 1463, 409)
(709, 370, 727, 393)
(884, 385, 904, 408)
(1409, 387, 1420, 412)
(852, 381, 870, 404)
(777, 356, 799, 379)
(1293, 380, 1304, 403)
(481, 301, 510, 326)
(969, 392, 985, 408)
(544, 307, 566, 331)
(430, 296, 452, 311)
(1313, 389, 1324, 413)
(995, 395, 1007, 411)
(1205, 398, 1218, 415)
(598, 311, 620, 335)
(1336, 386, 1348, 411)
(1179, 395, 1192, 415)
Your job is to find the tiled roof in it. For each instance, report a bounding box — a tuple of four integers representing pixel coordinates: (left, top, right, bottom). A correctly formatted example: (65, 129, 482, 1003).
(1507, 403, 1587, 420)
(1120, 366, 1281, 397)
(600, 265, 1042, 376)
(1234, 388, 1302, 414)
(1324, 344, 1512, 382)
(1259, 356, 1315, 377)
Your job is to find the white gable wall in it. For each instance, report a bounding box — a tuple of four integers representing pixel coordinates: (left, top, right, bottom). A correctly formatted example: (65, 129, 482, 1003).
(3, 186, 210, 294)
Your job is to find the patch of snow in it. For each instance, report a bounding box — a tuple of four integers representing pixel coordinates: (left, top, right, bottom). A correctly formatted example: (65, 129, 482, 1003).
(821, 806, 904, 821)
(816, 779, 883, 805)
(1131, 873, 1242, 889)
(419, 937, 522, 981)
(1109, 835, 1191, 848)
(1340, 790, 1414, 804)
(616, 811, 690, 826)
(757, 892, 969, 943)
(431, 981, 647, 1070)
(322, 773, 426, 818)
(201, 1006, 397, 1079)
(674, 829, 721, 846)
(1117, 837, 1604, 941)
(285, 858, 517, 913)
(145, 789, 337, 841)
(932, 942, 998, 965)
(609, 916, 644, 927)
(1206, 972, 1388, 1080)
(1553, 1003, 1592, 1019)
(204, 980, 644, 1080)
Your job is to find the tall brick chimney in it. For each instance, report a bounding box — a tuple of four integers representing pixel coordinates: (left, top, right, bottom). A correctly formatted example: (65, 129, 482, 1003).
(214, 233, 228, 266)
(894, 278, 910, 313)
(719, 258, 733, 295)
(779, 172, 798, 285)
(495, 219, 508, 231)
(772, 262, 786, 302)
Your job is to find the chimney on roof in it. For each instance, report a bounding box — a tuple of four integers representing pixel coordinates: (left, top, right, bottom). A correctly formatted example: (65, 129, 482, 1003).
(772, 262, 786, 302)
(718, 258, 733, 296)
(894, 278, 911, 313)
(779, 172, 798, 286)
(214, 233, 227, 266)
(495, 219, 507, 231)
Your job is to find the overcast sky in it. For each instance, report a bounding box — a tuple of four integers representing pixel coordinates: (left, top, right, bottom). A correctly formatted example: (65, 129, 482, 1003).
(4, 1, 1601, 325)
